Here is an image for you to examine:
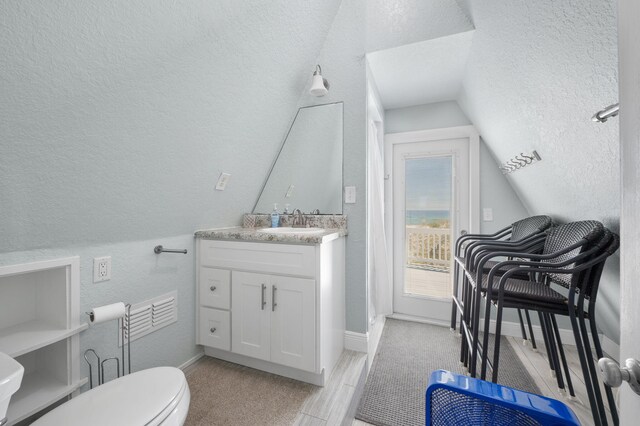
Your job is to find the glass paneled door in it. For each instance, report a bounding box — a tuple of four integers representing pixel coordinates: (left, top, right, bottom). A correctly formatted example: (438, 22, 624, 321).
(392, 138, 470, 322)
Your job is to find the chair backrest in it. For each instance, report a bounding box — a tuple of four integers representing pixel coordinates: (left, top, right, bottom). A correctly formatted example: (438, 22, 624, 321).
(510, 215, 553, 242)
(541, 220, 604, 288)
(581, 231, 619, 299)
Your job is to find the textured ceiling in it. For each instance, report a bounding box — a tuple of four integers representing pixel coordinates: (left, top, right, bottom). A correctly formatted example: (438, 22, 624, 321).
(367, 30, 474, 109)
(366, 0, 473, 52)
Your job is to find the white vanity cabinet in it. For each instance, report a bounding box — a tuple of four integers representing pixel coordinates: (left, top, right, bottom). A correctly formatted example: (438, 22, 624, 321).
(196, 236, 345, 386)
(232, 271, 315, 371)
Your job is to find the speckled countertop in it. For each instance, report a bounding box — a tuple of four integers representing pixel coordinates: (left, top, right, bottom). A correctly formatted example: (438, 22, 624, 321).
(194, 226, 347, 245)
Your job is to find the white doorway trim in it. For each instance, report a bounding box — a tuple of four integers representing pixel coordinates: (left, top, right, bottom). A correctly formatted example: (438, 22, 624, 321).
(384, 126, 480, 316)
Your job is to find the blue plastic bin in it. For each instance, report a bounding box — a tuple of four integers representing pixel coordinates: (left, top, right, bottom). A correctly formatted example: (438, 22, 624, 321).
(426, 370, 581, 425)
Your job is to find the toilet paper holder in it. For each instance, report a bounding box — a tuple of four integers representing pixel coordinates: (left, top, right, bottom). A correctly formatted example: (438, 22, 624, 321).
(84, 303, 132, 389)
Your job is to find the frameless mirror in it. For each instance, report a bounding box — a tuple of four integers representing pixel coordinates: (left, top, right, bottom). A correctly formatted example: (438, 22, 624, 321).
(253, 102, 343, 214)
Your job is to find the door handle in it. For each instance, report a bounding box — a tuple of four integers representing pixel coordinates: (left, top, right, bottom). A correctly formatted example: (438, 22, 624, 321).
(272, 286, 277, 311)
(599, 357, 640, 395)
(261, 283, 266, 310)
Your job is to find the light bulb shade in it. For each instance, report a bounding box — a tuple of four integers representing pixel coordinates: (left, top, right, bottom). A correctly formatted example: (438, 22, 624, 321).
(310, 74, 329, 97)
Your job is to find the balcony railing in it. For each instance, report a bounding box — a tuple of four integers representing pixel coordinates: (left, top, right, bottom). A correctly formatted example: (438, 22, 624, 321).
(406, 226, 451, 272)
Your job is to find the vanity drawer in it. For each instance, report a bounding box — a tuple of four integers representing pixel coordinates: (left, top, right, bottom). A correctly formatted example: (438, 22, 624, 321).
(199, 267, 230, 310)
(199, 307, 230, 351)
(199, 240, 316, 277)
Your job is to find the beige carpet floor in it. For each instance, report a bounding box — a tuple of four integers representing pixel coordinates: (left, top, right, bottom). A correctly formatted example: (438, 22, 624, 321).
(184, 357, 316, 426)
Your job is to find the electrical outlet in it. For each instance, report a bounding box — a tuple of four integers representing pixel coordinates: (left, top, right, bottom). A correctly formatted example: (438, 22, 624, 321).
(285, 184, 295, 198)
(483, 208, 494, 222)
(93, 256, 111, 283)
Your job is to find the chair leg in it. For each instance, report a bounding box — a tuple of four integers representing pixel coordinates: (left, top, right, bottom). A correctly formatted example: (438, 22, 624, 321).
(570, 310, 603, 426)
(524, 309, 538, 350)
(491, 299, 504, 383)
(451, 262, 460, 331)
(480, 294, 494, 379)
(517, 309, 528, 344)
(543, 313, 565, 392)
(459, 273, 471, 366)
(538, 312, 557, 376)
(578, 314, 609, 425)
(589, 315, 619, 425)
(469, 277, 484, 378)
(551, 315, 575, 398)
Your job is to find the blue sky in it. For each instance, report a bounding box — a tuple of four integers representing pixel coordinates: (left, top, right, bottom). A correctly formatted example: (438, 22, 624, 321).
(405, 156, 452, 211)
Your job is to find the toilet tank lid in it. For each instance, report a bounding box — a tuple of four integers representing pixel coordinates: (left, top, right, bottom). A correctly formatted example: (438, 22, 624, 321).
(31, 366, 187, 426)
(0, 352, 24, 401)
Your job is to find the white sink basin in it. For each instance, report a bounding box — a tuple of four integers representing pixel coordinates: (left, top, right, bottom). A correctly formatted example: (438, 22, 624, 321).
(257, 227, 325, 235)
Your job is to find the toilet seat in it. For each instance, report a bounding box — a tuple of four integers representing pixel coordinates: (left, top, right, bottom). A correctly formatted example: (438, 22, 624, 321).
(32, 367, 190, 426)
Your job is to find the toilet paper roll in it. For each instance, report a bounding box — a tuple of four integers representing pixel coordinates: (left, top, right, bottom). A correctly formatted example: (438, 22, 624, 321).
(89, 302, 126, 324)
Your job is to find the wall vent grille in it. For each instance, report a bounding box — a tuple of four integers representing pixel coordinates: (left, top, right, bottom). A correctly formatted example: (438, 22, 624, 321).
(119, 290, 177, 346)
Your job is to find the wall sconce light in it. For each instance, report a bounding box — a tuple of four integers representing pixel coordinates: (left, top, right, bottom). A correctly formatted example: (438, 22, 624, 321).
(309, 65, 329, 97)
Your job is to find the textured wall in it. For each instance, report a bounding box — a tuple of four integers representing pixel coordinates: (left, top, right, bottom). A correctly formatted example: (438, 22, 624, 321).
(0, 234, 198, 389)
(0, 0, 344, 375)
(0, 0, 341, 253)
(297, 0, 368, 333)
(457, 0, 620, 341)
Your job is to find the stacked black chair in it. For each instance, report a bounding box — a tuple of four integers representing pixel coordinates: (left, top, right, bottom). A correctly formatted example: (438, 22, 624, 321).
(466, 221, 619, 426)
(451, 215, 554, 370)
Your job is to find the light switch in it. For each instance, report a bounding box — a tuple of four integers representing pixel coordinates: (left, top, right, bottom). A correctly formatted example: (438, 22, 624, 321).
(215, 173, 231, 191)
(285, 184, 295, 198)
(345, 186, 356, 204)
(483, 208, 494, 222)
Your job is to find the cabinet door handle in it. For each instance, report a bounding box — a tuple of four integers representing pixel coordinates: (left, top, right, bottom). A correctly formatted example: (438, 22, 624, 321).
(261, 283, 267, 310)
(210, 285, 217, 292)
(210, 327, 217, 334)
(272, 285, 277, 311)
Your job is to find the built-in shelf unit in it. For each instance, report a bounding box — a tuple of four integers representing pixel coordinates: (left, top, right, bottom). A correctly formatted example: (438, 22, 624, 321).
(0, 257, 86, 425)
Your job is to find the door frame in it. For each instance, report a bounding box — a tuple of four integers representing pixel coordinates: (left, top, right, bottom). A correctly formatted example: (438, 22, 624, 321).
(619, 0, 640, 420)
(384, 125, 480, 324)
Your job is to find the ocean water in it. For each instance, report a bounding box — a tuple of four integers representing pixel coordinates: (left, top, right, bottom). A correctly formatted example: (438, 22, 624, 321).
(406, 210, 450, 226)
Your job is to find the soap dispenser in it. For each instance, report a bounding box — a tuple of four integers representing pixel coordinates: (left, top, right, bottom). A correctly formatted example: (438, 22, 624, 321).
(271, 204, 280, 228)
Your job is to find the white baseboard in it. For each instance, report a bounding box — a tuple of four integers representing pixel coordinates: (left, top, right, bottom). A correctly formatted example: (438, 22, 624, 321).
(601, 334, 620, 361)
(479, 319, 574, 345)
(345, 315, 621, 362)
(480, 319, 620, 361)
(388, 313, 450, 328)
(344, 330, 368, 353)
(204, 347, 326, 386)
(366, 316, 386, 371)
(178, 351, 205, 371)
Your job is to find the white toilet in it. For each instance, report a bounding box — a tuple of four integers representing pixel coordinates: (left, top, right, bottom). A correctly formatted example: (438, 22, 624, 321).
(0, 352, 24, 426)
(32, 367, 190, 426)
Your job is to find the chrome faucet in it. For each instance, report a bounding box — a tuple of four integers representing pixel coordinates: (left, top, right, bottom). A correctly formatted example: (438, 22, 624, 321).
(292, 209, 306, 228)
